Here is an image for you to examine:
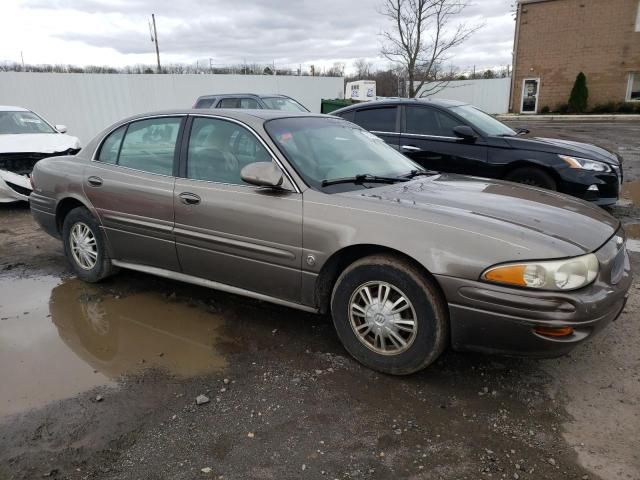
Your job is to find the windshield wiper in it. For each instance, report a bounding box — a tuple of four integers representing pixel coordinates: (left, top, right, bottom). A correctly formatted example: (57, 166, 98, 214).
(321, 174, 409, 187)
(403, 169, 438, 179)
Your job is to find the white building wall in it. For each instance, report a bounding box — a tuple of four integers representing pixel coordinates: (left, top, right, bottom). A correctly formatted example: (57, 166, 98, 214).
(0, 72, 344, 144)
(416, 78, 511, 114)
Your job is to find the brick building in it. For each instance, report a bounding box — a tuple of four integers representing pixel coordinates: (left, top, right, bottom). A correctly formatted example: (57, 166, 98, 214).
(510, 0, 640, 113)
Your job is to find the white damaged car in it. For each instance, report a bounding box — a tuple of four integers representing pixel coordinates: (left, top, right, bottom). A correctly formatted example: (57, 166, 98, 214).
(0, 106, 81, 203)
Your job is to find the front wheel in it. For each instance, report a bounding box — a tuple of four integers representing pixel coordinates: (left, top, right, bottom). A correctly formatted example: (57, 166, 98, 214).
(505, 166, 557, 190)
(330, 255, 448, 375)
(62, 206, 116, 283)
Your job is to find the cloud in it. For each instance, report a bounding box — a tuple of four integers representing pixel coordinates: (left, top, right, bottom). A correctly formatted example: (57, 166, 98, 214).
(7, 0, 515, 71)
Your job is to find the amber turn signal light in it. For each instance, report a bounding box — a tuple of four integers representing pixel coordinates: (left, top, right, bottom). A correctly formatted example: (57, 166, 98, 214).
(534, 326, 574, 338)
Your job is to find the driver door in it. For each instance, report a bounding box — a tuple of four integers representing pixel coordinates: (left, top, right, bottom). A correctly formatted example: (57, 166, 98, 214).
(173, 116, 303, 302)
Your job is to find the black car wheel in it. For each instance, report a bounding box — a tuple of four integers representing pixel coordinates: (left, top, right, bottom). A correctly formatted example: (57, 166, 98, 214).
(505, 167, 557, 191)
(331, 254, 448, 375)
(62, 206, 116, 283)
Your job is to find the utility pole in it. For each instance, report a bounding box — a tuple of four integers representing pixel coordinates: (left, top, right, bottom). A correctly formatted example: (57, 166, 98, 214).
(20, 51, 25, 70)
(149, 14, 161, 73)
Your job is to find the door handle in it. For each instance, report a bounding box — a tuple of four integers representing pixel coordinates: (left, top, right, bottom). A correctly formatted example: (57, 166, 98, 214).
(87, 176, 103, 187)
(401, 145, 421, 152)
(179, 192, 201, 205)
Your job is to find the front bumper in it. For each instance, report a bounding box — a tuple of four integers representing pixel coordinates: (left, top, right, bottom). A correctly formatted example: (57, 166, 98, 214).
(558, 165, 622, 206)
(0, 170, 31, 203)
(437, 233, 632, 357)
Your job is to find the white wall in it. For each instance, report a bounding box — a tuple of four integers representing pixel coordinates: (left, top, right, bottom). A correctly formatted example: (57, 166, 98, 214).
(0, 72, 344, 144)
(416, 78, 511, 114)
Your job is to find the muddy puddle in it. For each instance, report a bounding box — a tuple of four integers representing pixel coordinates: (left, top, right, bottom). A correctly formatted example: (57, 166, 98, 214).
(621, 180, 640, 209)
(0, 276, 228, 417)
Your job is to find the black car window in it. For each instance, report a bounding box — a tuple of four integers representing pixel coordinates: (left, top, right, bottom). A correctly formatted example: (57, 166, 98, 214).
(336, 110, 355, 122)
(194, 98, 215, 108)
(353, 107, 397, 133)
(187, 117, 272, 185)
(117, 117, 181, 175)
(405, 106, 460, 137)
(97, 125, 126, 164)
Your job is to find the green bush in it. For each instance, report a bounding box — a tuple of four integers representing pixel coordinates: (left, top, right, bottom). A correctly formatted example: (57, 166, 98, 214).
(556, 103, 569, 114)
(568, 72, 589, 113)
(540, 105, 550, 114)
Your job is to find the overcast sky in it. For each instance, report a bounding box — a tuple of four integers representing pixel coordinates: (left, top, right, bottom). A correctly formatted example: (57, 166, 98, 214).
(0, 0, 516, 74)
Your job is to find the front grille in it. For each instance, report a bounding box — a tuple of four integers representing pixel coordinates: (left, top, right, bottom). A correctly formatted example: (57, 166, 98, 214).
(0, 150, 79, 175)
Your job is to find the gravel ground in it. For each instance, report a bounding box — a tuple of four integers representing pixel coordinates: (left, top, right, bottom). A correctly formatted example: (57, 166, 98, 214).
(0, 121, 638, 480)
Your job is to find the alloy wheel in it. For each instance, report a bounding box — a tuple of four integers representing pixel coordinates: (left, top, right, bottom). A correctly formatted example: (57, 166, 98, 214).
(69, 222, 98, 270)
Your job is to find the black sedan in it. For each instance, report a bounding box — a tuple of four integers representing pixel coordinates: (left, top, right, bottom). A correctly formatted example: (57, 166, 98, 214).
(332, 99, 623, 206)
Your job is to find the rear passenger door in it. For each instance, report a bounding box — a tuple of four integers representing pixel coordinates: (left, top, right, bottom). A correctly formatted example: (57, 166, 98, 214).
(173, 116, 303, 302)
(351, 106, 400, 150)
(400, 105, 487, 175)
(83, 116, 184, 271)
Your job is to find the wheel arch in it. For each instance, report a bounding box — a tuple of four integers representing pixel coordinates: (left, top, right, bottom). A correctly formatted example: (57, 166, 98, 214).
(503, 159, 562, 186)
(55, 196, 94, 234)
(314, 244, 447, 315)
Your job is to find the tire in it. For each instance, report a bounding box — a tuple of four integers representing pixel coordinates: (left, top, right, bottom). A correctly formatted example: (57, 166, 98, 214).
(62, 206, 115, 283)
(330, 254, 448, 375)
(505, 166, 557, 190)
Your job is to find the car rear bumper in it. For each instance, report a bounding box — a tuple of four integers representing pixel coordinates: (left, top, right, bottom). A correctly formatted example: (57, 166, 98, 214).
(30, 191, 61, 239)
(435, 237, 632, 357)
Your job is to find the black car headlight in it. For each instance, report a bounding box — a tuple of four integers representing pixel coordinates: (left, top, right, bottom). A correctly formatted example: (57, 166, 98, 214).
(481, 254, 599, 291)
(559, 155, 611, 172)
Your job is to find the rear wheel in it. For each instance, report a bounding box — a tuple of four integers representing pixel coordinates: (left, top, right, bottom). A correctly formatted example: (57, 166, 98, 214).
(505, 166, 557, 190)
(62, 206, 115, 283)
(330, 255, 448, 375)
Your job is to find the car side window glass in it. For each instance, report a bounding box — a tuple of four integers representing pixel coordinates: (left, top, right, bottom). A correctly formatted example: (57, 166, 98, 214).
(239, 98, 260, 109)
(218, 98, 241, 108)
(337, 111, 355, 122)
(195, 98, 214, 108)
(97, 125, 126, 164)
(354, 107, 397, 133)
(406, 106, 460, 137)
(117, 117, 181, 175)
(187, 117, 272, 185)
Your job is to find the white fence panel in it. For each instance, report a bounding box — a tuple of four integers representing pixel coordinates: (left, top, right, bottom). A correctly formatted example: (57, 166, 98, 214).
(0, 72, 344, 144)
(416, 78, 511, 114)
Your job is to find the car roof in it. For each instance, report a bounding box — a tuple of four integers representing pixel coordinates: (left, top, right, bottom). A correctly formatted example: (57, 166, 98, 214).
(331, 98, 468, 114)
(0, 105, 30, 112)
(116, 108, 328, 125)
(195, 93, 291, 100)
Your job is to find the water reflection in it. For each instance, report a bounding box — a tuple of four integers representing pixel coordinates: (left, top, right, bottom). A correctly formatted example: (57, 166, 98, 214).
(0, 277, 228, 416)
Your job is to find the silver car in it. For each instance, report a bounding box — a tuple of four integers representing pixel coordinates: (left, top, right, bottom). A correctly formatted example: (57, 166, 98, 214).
(30, 109, 631, 374)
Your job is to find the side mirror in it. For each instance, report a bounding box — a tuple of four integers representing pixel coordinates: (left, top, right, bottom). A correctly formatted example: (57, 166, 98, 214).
(516, 127, 530, 135)
(241, 162, 284, 189)
(55, 124, 68, 133)
(453, 125, 477, 141)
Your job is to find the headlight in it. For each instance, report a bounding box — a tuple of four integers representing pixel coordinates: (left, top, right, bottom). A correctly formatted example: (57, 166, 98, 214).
(481, 254, 599, 291)
(559, 155, 611, 172)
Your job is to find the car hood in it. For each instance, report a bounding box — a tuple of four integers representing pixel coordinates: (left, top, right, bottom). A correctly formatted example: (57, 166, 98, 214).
(504, 136, 620, 165)
(0, 133, 81, 154)
(342, 174, 618, 254)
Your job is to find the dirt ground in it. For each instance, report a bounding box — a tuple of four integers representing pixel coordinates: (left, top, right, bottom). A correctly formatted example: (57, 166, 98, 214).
(1, 121, 639, 480)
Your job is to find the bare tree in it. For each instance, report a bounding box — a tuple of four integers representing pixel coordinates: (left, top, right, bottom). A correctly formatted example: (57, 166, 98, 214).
(353, 58, 374, 79)
(380, 0, 481, 98)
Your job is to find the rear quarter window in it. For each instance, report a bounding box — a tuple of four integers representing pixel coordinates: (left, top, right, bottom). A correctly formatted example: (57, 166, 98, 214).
(194, 98, 215, 108)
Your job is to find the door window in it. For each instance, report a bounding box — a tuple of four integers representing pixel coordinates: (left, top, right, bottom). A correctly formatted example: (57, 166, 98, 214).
(97, 125, 126, 164)
(628, 73, 640, 101)
(405, 106, 460, 137)
(217, 97, 261, 109)
(187, 117, 272, 184)
(117, 117, 181, 175)
(353, 107, 397, 132)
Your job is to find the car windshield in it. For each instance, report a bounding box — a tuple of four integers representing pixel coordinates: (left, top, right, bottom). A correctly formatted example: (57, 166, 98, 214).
(265, 117, 423, 192)
(449, 105, 516, 137)
(0, 111, 56, 134)
(261, 97, 309, 112)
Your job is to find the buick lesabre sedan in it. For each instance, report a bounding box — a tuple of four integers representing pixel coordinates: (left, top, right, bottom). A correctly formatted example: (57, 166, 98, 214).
(30, 110, 631, 374)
